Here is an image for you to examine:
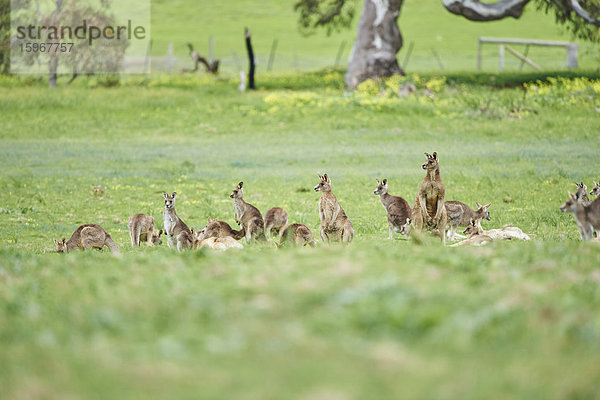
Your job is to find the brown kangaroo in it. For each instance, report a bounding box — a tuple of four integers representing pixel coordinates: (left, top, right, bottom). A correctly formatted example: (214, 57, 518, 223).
(560, 191, 600, 240)
(373, 178, 412, 239)
(314, 174, 354, 244)
(575, 182, 592, 206)
(230, 182, 266, 243)
(128, 214, 163, 246)
(450, 218, 493, 247)
(162, 192, 193, 251)
(197, 217, 245, 240)
(264, 207, 288, 240)
(445, 201, 491, 241)
(412, 152, 448, 244)
(278, 223, 317, 247)
(589, 181, 599, 199)
(54, 224, 120, 255)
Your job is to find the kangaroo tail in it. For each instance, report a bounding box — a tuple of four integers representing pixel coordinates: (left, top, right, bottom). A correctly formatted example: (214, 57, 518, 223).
(105, 235, 121, 255)
(231, 227, 246, 240)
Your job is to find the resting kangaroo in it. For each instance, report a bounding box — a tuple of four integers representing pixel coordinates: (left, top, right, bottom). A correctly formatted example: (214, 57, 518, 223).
(264, 207, 288, 240)
(445, 202, 491, 241)
(450, 218, 493, 247)
(279, 223, 317, 247)
(197, 217, 245, 240)
(230, 182, 266, 243)
(128, 214, 162, 246)
(373, 178, 412, 239)
(314, 174, 354, 244)
(162, 192, 193, 251)
(560, 192, 600, 240)
(54, 224, 120, 255)
(412, 152, 447, 244)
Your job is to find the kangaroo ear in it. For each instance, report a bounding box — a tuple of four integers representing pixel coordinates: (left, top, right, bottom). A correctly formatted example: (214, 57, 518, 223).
(172, 192, 177, 198)
(484, 203, 491, 209)
(383, 179, 387, 185)
(469, 218, 475, 225)
(62, 238, 66, 243)
(207, 217, 212, 223)
(406, 218, 412, 224)
(323, 174, 329, 182)
(53, 239, 59, 245)
(162, 192, 168, 199)
(376, 179, 380, 184)
(433, 152, 438, 160)
(424, 152, 431, 158)
(238, 182, 243, 189)
(476, 202, 482, 209)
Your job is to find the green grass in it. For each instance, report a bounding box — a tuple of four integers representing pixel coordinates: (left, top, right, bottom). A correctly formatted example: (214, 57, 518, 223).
(1, 74, 600, 399)
(149, 0, 600, 74)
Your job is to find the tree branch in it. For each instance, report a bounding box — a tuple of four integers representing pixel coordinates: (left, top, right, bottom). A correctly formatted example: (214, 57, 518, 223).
(570, 0, 600, 26)
(441, 0, 532, 21)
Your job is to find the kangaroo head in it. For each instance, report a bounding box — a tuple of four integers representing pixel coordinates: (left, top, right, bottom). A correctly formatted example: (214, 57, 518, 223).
(163, 192, 176, 209)
(559, 192, 579, 213)
(475, 202, 491, 221)
(54, 238, 67, 253)
(314, 174, 331, 192)
(230, 182, 243, 199)
(591, 181, 600, 197)
(194, 226, 207, 242)
(152, 229, 163, 245)
(399, 217, 412, 236)
(422, 152, 439, 171)
(574, 182, 588, 199)
(374, 178, 388, 195)
(463, 218, 480, 235)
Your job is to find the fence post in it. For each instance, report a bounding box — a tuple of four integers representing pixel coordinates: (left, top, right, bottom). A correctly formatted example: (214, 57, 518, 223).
(334, 40, 346, 67)
(499, 44, 504, 71)
(477, 38, 482, 70)
(209, 36, 214, 63)
(267, 38, 278, 72)
(566, 43, 578, 68)
(167, 42, 173, 73)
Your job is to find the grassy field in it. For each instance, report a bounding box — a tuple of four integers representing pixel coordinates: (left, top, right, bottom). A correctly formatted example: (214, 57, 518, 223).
(149, 0, 600, 73)
(1, 72, 600, 399)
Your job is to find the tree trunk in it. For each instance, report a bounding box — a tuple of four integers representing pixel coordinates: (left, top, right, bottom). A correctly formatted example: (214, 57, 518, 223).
(345, 0, 404, 89)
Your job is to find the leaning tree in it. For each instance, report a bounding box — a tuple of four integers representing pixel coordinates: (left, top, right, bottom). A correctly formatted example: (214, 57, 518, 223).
(294, 0, 600, 88)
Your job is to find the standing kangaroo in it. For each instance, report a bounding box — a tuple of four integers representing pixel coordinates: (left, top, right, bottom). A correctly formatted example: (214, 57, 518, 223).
(128, 214, 163, 246)
(54, 224, 120, 255)
(162, 192, 193, 251)
(373, 178, 412, 239)
(279, 223, 317, 247)
(412, 152, 448, 244)
(575, 182, 592, 205)
(230, 182, 266, 243)
(445, 202, 491, 241)
(314, 174, 354, 244)
(264, 207, 288, 240)
(560, 192, 600, 240)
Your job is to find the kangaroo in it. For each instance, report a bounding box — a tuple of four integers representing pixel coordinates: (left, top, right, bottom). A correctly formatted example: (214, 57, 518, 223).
(279, 223, 317, 247)
(197, 217, 245, 240)
(445, 201, 491, 241)
(590, 181, 600, 199)
(450, 218, 493, 247)
(54, 224, 120, 255)
(560, 192, 600, 240)
(128, 214, 162, 246)
(264, 207, 288, 240)
(575, 182, 592, 206)
(193, 231, 244, 250)
(399, 217, 412, 236)
(373, 178, 412, 239)
(230, 182, 266, 243)
(162, 192, 193, 251)
(314, 174, 354, 244)
(411, 152, 448, 244)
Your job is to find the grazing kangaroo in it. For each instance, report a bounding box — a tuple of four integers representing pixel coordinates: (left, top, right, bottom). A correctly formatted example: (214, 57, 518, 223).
(128, 214, 162, 246)
(197, 217, 245, 240)
(590, 181, 600, 199)
(54, 224, 120, 255)
(412, 152, 448, 244)
(575, 182, 592, 205)
(279, 223, 317, 247)
(450, 218, 493, 247)
(560, 192, 600, 240)
(264, 207, 288, 240)
(445, 202, 491, 241)
(230, 182, 266, 243)
(373, 178, 412, 239)
(314, 174, 354, 244)
(162, 192, 193, 251)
